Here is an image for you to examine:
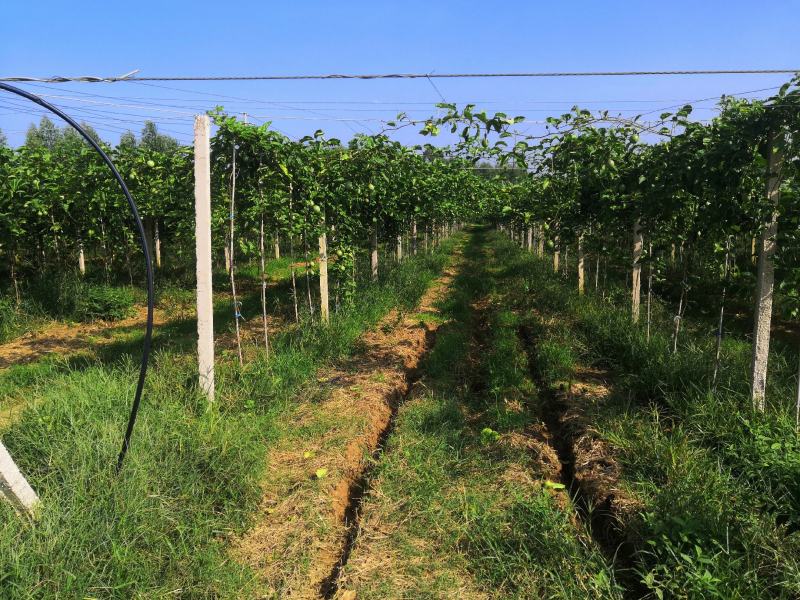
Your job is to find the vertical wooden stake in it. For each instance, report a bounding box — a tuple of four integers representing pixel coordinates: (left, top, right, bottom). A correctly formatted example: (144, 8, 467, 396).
(319, 222, 330, 323)
(194, 115, 215, 402)
(0, 440, 38, 515)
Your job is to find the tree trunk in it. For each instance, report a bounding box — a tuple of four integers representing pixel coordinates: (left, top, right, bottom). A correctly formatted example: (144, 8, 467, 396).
(527, 227, 533, 252)
(631, 218, 643, 323)
(396, 232, 403, 262)
(259, 216, 270, 356)
(646, 243, 653, 342)
(303, 230, 314, 317)
(228, 146, 243, 367)
(672, 260, 689, 355)
(595, 254, 600, 291)
(78, 241, 86, 276)
(750, 130, 785, 411)
(370, 226, 379, 281)
(224, 245, 231, 274)
(154, 218, 162, 268)
(10, 254, 20, 307)
(577, 232, 585, 294)
(538, 227, 545, 257)
(711, 238, 731, 388)
(553, 235, 560, 273)
(411, 218, 418, 255)
(290, 235, 299, 323)
(274, 231, 280, 259)
(319, 223, 329, 323)
(795, 351, 800, 432)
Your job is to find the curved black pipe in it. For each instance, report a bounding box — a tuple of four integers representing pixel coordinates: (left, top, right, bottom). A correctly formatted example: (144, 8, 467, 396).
(0, 82, 154, 471)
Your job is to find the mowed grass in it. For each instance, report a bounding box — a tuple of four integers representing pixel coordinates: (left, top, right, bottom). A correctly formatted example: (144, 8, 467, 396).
(339, 229, 620, 599)
(0, 239, 458, 598)
(493, 231, 800, 598)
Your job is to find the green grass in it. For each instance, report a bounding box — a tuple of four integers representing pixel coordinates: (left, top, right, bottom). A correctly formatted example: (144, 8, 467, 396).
(340, 228, 620, 599)
(0, 239, 459, 598)
(494, 230, 800, 598)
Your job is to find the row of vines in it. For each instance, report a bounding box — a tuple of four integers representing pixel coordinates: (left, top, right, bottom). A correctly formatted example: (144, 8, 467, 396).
(0, 76, 798, 411)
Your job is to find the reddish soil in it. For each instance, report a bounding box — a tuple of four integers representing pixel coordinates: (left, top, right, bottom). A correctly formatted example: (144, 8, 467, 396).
(0, 306, 168, 369)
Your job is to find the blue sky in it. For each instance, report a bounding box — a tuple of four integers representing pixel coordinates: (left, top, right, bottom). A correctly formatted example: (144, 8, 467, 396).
(1, 0, 798, 146)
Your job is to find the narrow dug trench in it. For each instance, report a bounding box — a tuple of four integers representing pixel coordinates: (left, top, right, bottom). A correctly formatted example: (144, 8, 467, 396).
(517, 323, 645, 598)
(232, 251, 462, 599)
(318, 334, 434, 599)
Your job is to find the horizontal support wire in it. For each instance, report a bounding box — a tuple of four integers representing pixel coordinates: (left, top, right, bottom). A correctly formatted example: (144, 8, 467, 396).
(2, 69, 799, 83)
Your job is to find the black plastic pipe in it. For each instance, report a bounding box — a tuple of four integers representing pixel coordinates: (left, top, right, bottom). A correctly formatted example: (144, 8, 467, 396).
(0, 82, 154, 471)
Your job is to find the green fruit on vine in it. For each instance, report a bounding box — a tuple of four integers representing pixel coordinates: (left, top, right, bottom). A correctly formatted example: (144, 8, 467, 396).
(313, 205, 321, 213)
(368, 183, 375, 191)
(146, 160, 155, 167)
(546, 240, 554, 249)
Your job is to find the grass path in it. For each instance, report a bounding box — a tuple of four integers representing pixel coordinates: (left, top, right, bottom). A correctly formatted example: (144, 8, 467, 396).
(231, 237, 465, 598)
(337, 227, 620, 599)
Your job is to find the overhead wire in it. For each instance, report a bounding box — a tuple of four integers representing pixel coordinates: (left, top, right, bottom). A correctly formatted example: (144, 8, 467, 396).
(2, 69, 798, 83)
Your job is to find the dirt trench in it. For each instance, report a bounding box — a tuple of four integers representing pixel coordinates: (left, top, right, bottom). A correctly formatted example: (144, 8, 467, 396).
(231, 249, 462, 599)
(517, 323, 645, 597)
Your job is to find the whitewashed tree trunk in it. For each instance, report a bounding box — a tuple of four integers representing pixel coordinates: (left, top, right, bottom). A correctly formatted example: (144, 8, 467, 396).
(411, 218, 418, 255)
(319, 224, 329, 323)
(750, 130, 785, 411)
(274, 231, 280, 259)
(396, 233, 403, 262)
(577, 232, 585, 294)
(302, 231, 313, 317)
(228, 144, 243, 367)
(290, 238, 299, 323)
(78, 241, 86, 275)
(0, 440, 38, 515)
(631, 218, 643, 323)
(595, 254, 600, 291)
(259, 216, 270, 356)
(370, 227, 379, 280)
(527, 227, 533, 252)
(646, 243, 653, 342)
(553, 235, 560, 273)
(154, 219, 162, 268)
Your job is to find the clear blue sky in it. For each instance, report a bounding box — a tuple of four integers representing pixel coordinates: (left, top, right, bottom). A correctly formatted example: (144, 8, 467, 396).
(1, 0, 798, 147)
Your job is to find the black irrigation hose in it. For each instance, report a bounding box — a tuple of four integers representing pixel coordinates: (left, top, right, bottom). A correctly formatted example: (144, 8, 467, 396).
(0, 82, 154, 472)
